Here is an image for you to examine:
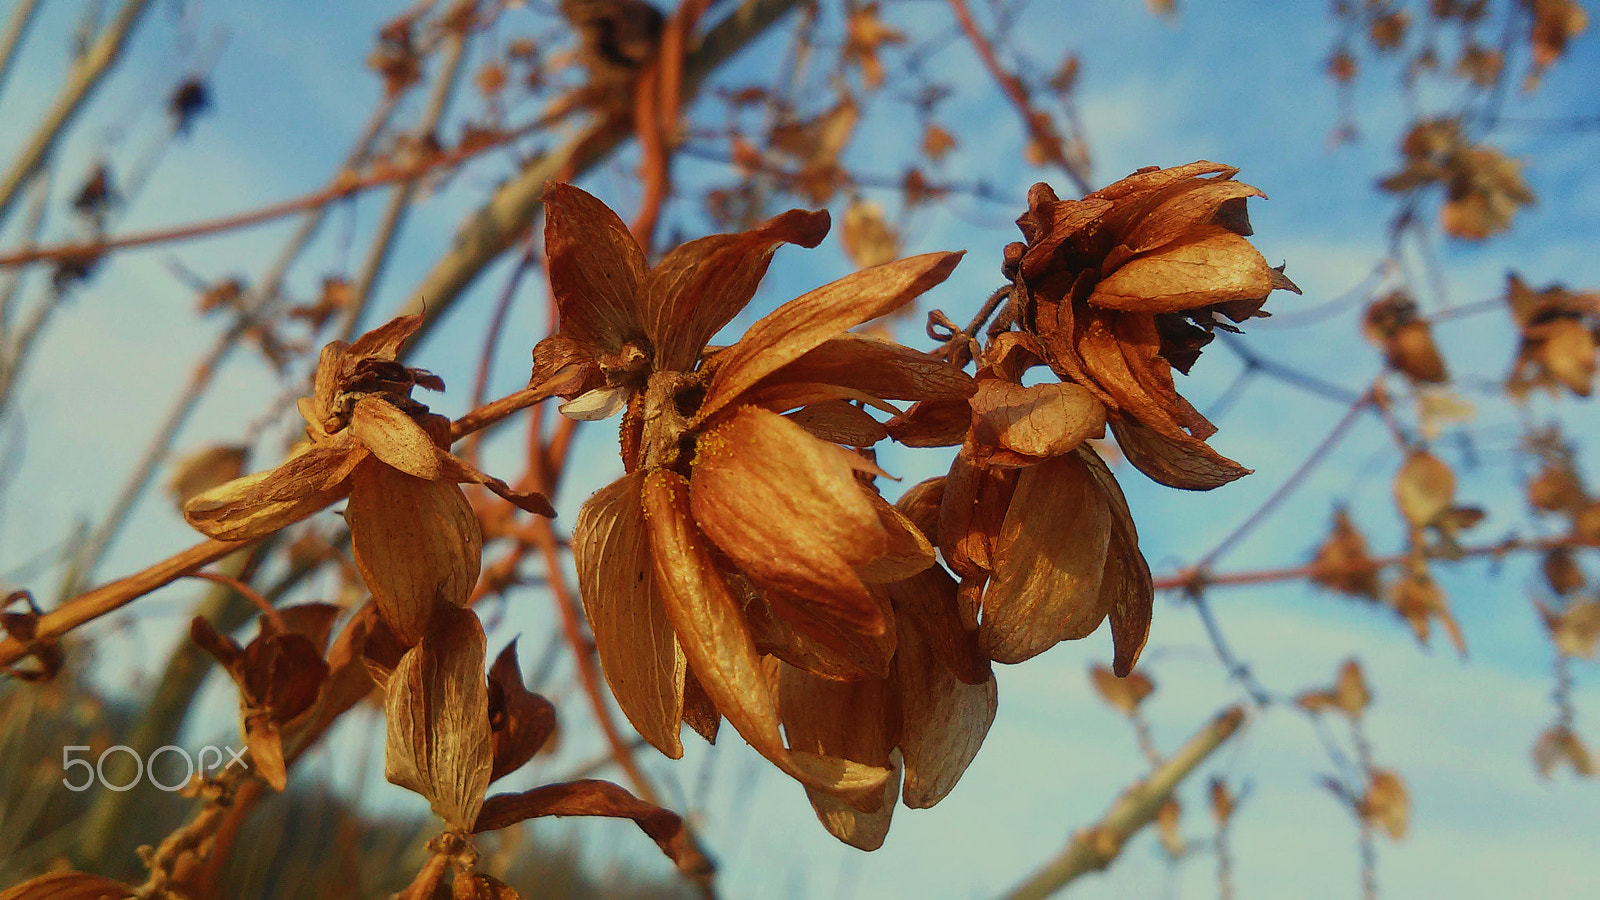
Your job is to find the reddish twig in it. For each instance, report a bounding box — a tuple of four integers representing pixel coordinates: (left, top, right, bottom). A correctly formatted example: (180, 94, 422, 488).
(945, 0, 1091, 196)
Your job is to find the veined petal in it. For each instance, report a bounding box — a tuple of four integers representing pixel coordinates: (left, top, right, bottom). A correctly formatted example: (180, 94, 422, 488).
(897, 611, 996, 808)
(690, 407, 890, 663)
(786, 401, 890, 446)
(544, 182, 647, 351)
(778, 663, 902, 848)
(643, 208, 830, 372)
(1079, 447, 1154, 676)
(347, 460, 482, 645)
(641, 470, 890, 800)
(698, 252, 963, 423)
(854, 490, 936, 583)
(1120, 179, 1264, 255)
(348, 314, 424, 361)
(573, 473, 687, 758)
(1110, 417, 1250, 491)
(350, 397, 444, 480)
(754, 333, 976, 403)
(882, 562, 990, 686)
(979, 453, 1112, 664)
(183, 446, 354, 541)
(384, 604, 493, 832)
(1089, 228, 1276, 313)
(969, 379, 1106, 460)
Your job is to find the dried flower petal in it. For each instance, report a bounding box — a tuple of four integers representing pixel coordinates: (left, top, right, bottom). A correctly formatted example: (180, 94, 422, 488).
(347, 460, 482, 645)
(897, 613, 996, 808)
(573, 472, 687, 757)
(385, 605, 494, 832)
(698, 252, 962, 422)
(641, 469, 890, 801)
(691, 407, 891, 671)
(980, 454, 1112, 664)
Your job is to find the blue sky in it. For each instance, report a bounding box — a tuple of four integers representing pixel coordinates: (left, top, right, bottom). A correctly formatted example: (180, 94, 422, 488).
(1, 1, 1598, 898)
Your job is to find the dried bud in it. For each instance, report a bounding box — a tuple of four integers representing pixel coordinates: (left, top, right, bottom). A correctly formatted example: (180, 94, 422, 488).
(1008, 162, 1299, 490)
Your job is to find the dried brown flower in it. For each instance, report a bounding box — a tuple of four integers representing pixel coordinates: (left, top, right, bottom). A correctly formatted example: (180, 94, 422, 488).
(184, 315, 551, 644)
(539, 183, 971, 810)
(1505, 273, 1600, 399)
(1005, 162, 1300, 491)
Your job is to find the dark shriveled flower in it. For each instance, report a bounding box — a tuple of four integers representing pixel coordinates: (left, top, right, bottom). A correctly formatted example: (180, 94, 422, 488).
(1005, 161, 1301, 490)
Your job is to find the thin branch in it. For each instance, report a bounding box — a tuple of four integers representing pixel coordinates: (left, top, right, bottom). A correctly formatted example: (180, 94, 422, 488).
(1001, 707, 1246, 900)
(945, 0, 1091, 196)
(0, 0, 44, 117)
(1155, 532, 1588, 593)
(339, 3, 475, 341)
(0, 106, 561, 269)
(394, 0, 808, 334)
(59, 90, 405, 594)
(0, 0, 156, 225)
(0, 537, 248, 669)
(1194, 393, 1371, 572)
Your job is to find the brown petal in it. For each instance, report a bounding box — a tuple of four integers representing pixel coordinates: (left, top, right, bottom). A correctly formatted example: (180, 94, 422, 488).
(787, 401, 890, 446)
(894, 476, 945, 541)
(1358, 769, 1409, 840)
(690, 407, 890, 657)
(897, 612, 996, 808)
(384, 604, 494, 832)
(1090, 228, 1276, 313)
(743, 580, 881, 681)
(883, 562, 990, 686)
(854, 490, 936, 583)
(1082, 446, 1154, 676)
(1532, 725, 1595, 778)
(263, 602, 343, 652)
(642, 208, 830, 371)
(779, 663, 902, 847)
(1089, 664, 1154, 714)
(980, 454, 1112, 664)
(1122, 179, 1266, 254)
(573, 473, 686, 758)
(969, 379, 1106, 459)
(804, 752, 903, 850)
(434, 451, 555, 517)
(242, 632, 329, 724)
(682, 667, 722, 744)
(755, 333, 977, 403)
(698, 252, 963, 422)
(347, 460, 482, 645)
(0, 872, 133, 900)
(350, 397, 445, 480)
(183, 446, 355, 541)
(641, 469, 891, 799)
(886, 398, 973, 447)
(739, 381, 903, 418)
(246, 718, 288, 791)
(1089, 161, 1240, 202)
(1394, 449, 1455, 529)
(473, 779, 708, 874)
(1109, 417, 1251, 491)
(487, 640, 558, 782)
(543, 182, 647, 352)
(347, 314, 424, 361)
(452, 874, 521, 900)
(167, 444, 250, 508)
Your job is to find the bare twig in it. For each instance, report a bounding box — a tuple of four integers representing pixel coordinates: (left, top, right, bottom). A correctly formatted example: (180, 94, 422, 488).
(339, 2, 475, 341)
(0, 0, 43, 117)
(394, 0, 807, 334)
(0, 0, 156, 225)
(1001, 707, 1247, 899)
